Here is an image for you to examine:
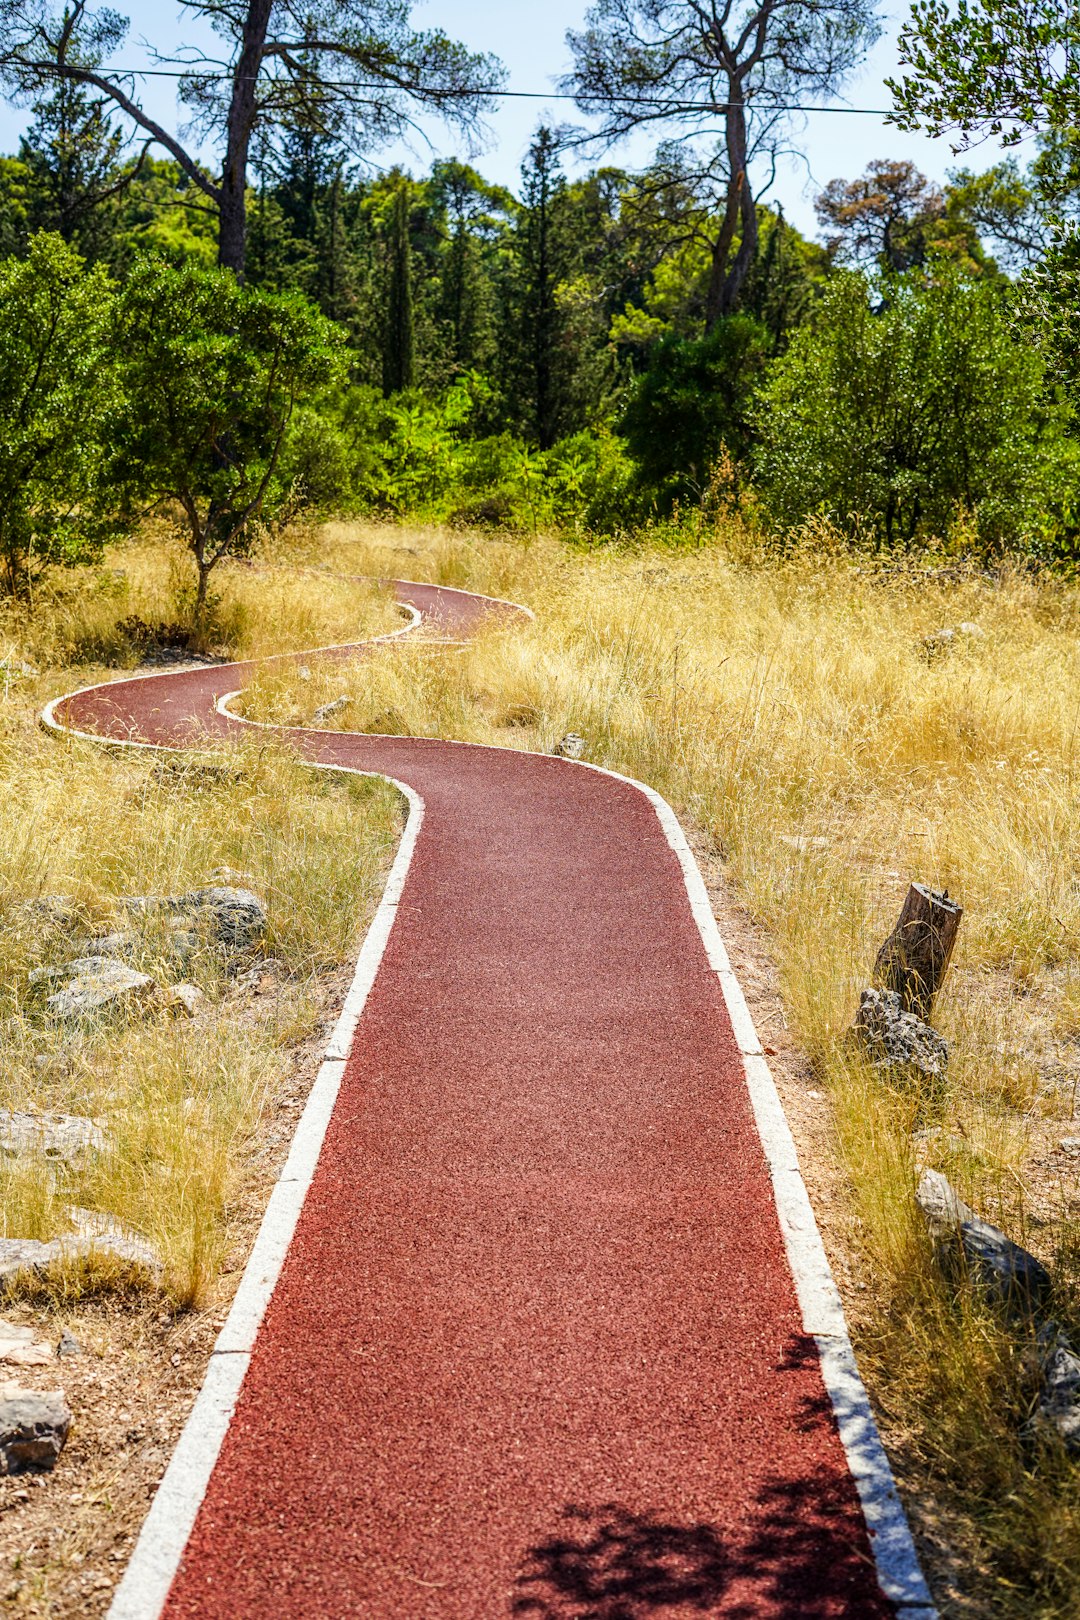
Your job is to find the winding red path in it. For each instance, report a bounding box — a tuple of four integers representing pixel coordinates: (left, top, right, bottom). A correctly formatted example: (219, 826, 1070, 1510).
(54, 582, 908, 1618)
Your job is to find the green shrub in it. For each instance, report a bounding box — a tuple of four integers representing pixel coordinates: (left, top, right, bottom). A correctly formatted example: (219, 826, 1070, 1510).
(754, 269, 1068, 551)
(280, 405, 354, 511)
(0, 232, 118, 596)
(618, 317, 771, 506)
(111, 258, 345, 618)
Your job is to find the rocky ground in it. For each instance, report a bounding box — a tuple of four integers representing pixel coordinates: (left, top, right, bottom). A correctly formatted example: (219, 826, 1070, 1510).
(0, 956, 355, 1617)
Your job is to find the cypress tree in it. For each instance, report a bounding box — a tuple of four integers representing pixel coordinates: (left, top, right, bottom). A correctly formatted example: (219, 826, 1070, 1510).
(514, 127, 572, 449)
(383, 180, 415, 395)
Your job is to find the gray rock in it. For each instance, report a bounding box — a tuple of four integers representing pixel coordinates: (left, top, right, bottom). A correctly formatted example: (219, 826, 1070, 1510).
(916, 1168, 1051, 1309)
(19, 895, 78, 930)
(86, 929, 137, 958)
(150, 754, 246, 788)
(185, 886, 266, 948)
(231, 958, 280, 993)
(916, 1166, 978, 1235)
(161, 982, 206, 1017)
(164, 925, 199, 963)
(205, 866, 254, 888)
(552, 732, 586, 760)
(1030, 1323, 1080, 1452)
(41, 959, 155, 1019)
(0, 1111, 103, 1163)
(1060, 1138, 1080, 1157)
(0, 1237, 153, 1289)
(0, 1390, 71, 1472)
(0, 1320, 53, 1368)
(0, 1224, 160, 1288)
(56, 1331, 81, 1359)
(921, 622, 986, 659)
(125, 886, 266, 950)
(312, 694, 352, 722)
(66, 1207, 159, 1269)
(0, 657, 38, 681)
(852, 987, 949, 1084)
(73, 919, 197, 967)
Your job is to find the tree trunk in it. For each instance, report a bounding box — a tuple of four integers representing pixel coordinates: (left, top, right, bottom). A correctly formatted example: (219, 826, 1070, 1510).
(218, 0, 274, 276)
(874, 883, 963, 1020)
(719, 155, 759, 316)
(194, 555, 211, 625)
(705, 91, 758, 328)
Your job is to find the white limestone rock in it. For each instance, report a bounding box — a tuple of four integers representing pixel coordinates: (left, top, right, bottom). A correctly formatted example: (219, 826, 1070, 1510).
(125, 885, 266, 950)
(916, 1168, 1051, 1308)
(0, 1110, 104, 1163)
(853, 986, 949, 1084)
(313, 694, 352, 722)
(39, 959, 155, 1019)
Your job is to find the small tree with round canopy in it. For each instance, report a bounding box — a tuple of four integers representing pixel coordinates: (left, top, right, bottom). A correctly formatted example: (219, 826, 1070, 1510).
(111, 256, 345, 622)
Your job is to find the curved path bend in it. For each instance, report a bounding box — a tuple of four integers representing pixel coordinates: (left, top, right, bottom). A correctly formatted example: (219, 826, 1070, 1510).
(45, 581, 933, 1620)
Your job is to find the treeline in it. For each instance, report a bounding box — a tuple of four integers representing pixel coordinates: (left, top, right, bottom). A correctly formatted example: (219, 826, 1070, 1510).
(3, 70, 1080, 591)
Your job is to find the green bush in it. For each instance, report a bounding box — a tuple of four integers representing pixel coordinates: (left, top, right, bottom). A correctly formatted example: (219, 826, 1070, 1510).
(0, 232, 118, 596)
(754, 269, 1067, 551)
(279, 405, 354, 511)
(111, 258, 345, 618)
(325, 382, 641, 536)
(618, 317, 771, 506)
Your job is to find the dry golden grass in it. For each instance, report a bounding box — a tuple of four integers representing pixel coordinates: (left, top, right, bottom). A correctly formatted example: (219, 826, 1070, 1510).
(0, 526, 398, 669)
(0, 532, 403, 1309)
(245, 518, 1080, 1617)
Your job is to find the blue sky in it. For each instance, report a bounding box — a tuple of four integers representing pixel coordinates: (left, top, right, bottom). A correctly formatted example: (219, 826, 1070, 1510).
(0, 0, 1011, 241)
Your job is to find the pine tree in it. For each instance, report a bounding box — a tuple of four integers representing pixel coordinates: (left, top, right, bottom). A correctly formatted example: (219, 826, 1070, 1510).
(19, 77, 126, 257)
(382, 180, 415, 395)
(741, 207, 823, 353)
(246, 188, 303, 292)
(430, 159, 511, 379)
(313, 174, 357, 325)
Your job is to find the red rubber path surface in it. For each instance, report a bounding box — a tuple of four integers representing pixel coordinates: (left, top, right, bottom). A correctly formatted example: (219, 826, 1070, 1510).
(60, 583, 895, 1618)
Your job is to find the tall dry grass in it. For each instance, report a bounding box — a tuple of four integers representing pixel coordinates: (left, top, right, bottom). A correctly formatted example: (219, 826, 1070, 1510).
(0, 527, 397, 669)
(245, 519, 1080, 1616)
(0, 535, 402, 1307)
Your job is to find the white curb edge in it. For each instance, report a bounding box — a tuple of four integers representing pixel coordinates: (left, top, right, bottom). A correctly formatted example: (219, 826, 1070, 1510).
(39, 580, 932, 1619)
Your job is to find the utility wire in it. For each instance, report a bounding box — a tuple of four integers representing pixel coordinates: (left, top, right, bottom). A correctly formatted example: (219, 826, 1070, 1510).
(43, 64, 901, 114)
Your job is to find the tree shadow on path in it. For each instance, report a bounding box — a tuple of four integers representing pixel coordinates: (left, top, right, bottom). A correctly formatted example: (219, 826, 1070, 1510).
(509, 1339, 893, 1620)
(511, 1502, 730, 1620)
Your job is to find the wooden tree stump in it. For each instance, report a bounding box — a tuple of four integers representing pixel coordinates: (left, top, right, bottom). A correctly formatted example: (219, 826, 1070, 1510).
(873, 883, 963, 1020)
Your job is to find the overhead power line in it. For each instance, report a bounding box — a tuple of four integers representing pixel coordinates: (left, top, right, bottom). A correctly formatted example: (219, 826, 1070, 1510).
(45, 65, 901, 115)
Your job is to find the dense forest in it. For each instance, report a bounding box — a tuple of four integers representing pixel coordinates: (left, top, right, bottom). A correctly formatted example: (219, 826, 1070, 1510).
(2, 0, 1080, 606)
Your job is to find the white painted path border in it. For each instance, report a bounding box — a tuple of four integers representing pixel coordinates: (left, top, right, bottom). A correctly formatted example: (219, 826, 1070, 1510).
(39, 582, 934, 1619)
